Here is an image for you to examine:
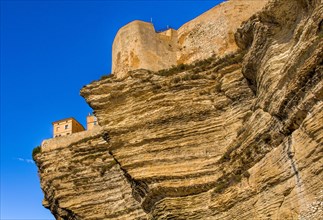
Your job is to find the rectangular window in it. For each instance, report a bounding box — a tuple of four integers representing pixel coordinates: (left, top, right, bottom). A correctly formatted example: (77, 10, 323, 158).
(65, 125, 68, 129)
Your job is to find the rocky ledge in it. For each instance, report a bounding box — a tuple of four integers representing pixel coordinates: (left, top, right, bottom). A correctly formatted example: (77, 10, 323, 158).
(34, 0, 323, 219)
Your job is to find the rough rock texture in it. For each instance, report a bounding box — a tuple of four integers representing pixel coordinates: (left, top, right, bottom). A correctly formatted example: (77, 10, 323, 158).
(176, 0, 268, 64)
(35, 0, 323, 219)
(36, 127, 146, 220)
(111, 0, 268, 78)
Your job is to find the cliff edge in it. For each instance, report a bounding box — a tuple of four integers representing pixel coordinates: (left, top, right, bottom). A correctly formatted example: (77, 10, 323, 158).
(34, 0, 323, 219)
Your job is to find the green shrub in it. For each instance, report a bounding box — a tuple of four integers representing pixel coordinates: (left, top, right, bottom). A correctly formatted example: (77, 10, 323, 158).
(214, 181, 227, 193)
(100, 74, 113, 80)
(157, 63, 192, 77)
(231, 174, 242, 183)
(32, 146, 41, 161)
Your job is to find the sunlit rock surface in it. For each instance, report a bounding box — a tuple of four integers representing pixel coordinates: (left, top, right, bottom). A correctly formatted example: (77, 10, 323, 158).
(35, 0, 323, 219)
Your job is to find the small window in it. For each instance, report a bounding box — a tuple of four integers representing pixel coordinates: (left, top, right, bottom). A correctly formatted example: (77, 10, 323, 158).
(94, 122, 97, 125)
(65, 125, 68, 129)
(67, 133, 70, 135)
(56, 127, 59, 131)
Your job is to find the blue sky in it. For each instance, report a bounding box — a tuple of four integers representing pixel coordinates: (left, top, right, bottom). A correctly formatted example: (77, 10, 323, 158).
(0, 0, 223, 219)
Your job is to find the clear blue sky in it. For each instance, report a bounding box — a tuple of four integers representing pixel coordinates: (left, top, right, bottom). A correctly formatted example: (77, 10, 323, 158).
(0, 0, 224, 219)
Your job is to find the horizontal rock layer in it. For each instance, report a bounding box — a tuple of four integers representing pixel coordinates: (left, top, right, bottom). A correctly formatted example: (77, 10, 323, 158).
(35, 128, 146, 220)
(35, 0, 323, 219)
(83, 51, 253, 214)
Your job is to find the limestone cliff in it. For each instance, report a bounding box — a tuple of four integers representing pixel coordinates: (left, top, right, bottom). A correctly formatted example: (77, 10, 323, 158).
(34, 0, 323, 219)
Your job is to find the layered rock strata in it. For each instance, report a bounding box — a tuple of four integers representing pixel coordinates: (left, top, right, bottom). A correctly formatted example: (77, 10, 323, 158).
(36, 128, 146, 220)
(35, 0, 323, 219)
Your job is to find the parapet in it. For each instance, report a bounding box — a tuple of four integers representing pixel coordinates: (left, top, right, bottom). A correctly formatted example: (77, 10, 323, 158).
(41, 126, 103, 152)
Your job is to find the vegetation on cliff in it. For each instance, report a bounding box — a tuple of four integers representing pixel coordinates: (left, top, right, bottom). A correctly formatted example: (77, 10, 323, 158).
(32, 146, 41, 161)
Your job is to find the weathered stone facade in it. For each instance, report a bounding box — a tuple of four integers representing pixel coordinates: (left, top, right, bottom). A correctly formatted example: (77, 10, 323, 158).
(112, 21, 178, 78)
(52, 118, 85, 138)
(112, 0, 268, 78)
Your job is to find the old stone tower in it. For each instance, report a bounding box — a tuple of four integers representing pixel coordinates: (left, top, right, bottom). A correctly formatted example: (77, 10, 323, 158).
(112, 20, 178, 78)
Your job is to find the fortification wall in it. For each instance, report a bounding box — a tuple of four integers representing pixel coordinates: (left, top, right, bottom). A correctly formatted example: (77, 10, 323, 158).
(111, 1, 268, 78)
(41, 126, 103, 152)
(112, 21, 177, 78)
(176, 0, 268, 64)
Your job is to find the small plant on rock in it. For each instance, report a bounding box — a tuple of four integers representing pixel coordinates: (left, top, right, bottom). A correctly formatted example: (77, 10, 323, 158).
(32, 146, 41, 161)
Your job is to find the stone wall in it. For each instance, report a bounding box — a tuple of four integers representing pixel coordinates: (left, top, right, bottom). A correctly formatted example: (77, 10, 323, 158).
(111, 0, 268, 78)
(112, 21, 177, 78)
(41, 126, 102, 152)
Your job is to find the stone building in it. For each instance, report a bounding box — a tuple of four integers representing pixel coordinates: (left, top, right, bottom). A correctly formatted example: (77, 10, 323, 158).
(86, 114, 98, 131)
(112, 20, 178, 78)
(52, 118, 85, 138)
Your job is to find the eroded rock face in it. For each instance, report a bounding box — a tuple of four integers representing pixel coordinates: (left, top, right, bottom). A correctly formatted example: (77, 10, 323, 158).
(35, 127, 146, 220)
(35, 0, 323, 219)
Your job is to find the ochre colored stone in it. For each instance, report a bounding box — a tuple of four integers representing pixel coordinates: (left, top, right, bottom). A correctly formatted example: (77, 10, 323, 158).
(35, 0, 323, 219)
(112, 20, 178, 79)
(112, 0, 268, 78)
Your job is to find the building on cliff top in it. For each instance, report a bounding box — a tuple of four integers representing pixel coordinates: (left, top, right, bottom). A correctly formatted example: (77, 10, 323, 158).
(112, 20, 178, 78)
(52, 118, 85, 138)
(86, 113, 98, 131)
(52, 114, 99, 138)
